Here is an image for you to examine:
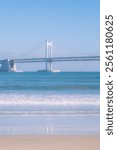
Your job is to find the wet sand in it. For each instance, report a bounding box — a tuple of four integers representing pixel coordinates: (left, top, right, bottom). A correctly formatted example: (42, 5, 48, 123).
(0, 135, 99, 150)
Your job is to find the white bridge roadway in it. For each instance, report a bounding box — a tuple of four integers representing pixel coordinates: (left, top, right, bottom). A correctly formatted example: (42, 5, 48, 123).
(0, 56, 100, 72)
(11, 56, 100, 63)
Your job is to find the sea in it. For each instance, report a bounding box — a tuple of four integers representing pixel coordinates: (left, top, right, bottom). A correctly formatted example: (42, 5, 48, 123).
(0, 72, 100, 135)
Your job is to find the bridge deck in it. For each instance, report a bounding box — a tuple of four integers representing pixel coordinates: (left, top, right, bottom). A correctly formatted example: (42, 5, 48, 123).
(10, 56, 100, 63)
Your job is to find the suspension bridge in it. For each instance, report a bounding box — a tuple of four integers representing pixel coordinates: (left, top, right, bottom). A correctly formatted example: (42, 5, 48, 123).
(0, 39, 100, 72)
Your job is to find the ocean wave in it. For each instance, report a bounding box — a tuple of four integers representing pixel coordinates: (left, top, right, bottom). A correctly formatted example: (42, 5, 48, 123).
(0, 93, 99, 105)
(0, 110, 100, 116)
(0, 93, 99, 114)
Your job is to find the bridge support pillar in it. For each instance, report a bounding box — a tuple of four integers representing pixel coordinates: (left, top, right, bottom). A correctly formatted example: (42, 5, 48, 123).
(10, 60, 17, 72)
(0, 59, 17, 72)
(0, 59, 11, 72)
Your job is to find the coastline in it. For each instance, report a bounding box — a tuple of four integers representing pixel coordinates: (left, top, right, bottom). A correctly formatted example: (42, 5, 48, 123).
(0, 72, 100, 149)
(0, 135, 99, 150)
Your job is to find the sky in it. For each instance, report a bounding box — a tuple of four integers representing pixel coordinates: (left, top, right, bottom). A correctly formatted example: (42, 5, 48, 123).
(0, 0, 100, 71)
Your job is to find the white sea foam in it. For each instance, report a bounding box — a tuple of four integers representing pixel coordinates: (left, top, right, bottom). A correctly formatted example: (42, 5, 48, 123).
(0, 93, 99, 106)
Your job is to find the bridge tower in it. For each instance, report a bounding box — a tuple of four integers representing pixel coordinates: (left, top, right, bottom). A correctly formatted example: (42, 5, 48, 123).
(45, 39, 53, 71)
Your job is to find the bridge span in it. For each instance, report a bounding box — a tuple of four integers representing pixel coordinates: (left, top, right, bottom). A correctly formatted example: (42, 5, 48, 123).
(0, 40, 100, 72)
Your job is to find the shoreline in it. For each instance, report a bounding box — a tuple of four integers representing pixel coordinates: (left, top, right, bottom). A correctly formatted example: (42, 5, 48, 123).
(0, 135, 100, 150)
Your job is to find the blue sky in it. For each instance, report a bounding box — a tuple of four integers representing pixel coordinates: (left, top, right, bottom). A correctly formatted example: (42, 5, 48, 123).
(0, 0, 100, 71)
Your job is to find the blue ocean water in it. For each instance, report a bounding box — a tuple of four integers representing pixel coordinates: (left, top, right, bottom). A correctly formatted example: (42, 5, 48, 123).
(0, 72, 99, 93)
(0, 72, 100, 135)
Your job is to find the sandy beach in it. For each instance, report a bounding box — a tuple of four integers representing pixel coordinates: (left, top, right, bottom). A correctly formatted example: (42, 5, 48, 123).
(0, 135, 99, 150)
